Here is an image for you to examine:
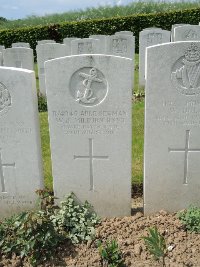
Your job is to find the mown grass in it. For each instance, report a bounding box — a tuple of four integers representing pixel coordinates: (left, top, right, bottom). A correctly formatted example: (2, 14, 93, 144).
(38, 54, 144, 189)
(1, 0, 200, 30)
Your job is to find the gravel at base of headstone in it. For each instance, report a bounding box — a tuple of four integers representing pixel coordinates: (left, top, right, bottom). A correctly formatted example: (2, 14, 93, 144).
(0, 67, 43, 218)
(144, 41, 200, 215)
(45, 54, 133, 217)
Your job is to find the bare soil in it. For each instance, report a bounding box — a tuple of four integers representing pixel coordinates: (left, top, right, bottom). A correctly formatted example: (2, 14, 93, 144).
(1, 195, 200, 267)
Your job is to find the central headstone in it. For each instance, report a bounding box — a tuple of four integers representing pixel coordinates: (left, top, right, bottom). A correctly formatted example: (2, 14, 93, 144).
(45, 54, 133, 217)
(144, 41, 200, 214)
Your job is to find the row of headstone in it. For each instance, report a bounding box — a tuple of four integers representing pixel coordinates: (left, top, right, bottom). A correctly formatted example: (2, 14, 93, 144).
(1, 39, 200, 218)
(36, 32, 135, 95)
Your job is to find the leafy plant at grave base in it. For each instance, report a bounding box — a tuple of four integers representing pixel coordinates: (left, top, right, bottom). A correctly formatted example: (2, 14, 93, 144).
(0, 190, 100, 266)
(97, 239, 125, 267)
(0, 190, 62, 266)
(177, 205, 200, 233)
(52, 193, 101, 244)
(142, 227, 166, 267)
(38, 93, 47, 112)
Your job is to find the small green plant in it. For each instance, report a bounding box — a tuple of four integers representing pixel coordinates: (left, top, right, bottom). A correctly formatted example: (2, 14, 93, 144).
(38, 93, 47, 112)
(142, 227, 166, 266)
(97, 239, 125, 267)
(0, 191, 100, 266)
(178, 205, 200, 233)
(52, 193, 100, 243)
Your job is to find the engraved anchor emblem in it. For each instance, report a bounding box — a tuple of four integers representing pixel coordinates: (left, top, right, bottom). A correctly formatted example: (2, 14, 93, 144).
(171, 43, 200, 95)
(0, 82, 11, 112)
(76, 68, 103, 104)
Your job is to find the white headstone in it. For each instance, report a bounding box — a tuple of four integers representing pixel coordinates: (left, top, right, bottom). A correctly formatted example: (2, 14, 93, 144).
(63, 37, 78, 54)
(12, 42, 30, 48)
(89, 35, 107, 52)
(139, 28, 170, 87)
(71, 38, 103, 54)
(174, 25, 200, 42)
(115, 31, 133, 36)
(0, 67, 43, 218)
(0, 53, 3, 66)
(45, 54, 133, 217)
(0, 45, 5, 53)
(144, 41, 200, 214)
(37, 40, 56, 45)
(3, 48, 34, 70)
(106, 34, 135, 60)
(171, 24, 190, 42)
(36, 43, 68, 95)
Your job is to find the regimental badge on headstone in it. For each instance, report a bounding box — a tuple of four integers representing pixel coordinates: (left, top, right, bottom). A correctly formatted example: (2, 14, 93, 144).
(171, 43, 200, 95)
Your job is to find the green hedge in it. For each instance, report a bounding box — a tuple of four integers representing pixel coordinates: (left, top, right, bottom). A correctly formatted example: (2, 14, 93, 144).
(1, 7, 200, 55)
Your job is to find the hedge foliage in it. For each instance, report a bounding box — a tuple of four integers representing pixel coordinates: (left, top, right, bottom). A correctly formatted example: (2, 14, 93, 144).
(0, 7, 200, 54)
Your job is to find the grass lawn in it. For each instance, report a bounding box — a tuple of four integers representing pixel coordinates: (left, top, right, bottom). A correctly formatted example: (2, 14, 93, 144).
(37, 54, 144, 189)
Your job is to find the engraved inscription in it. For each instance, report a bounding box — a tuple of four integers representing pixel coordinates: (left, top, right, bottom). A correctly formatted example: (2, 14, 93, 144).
(168, 130, 200, 184)
(0, 82, 11, 116)
(70, 67, 108, 107)
(52, 109, 127, 135)
(78, 42, 93, 54)
(146, 33, 163, 45)
(112, 38, 127, 53)
(171, 43, 200, 95)
(74, 138, 109, 191)
(183, 29, 198, 40)
(0, 148, 15, 193)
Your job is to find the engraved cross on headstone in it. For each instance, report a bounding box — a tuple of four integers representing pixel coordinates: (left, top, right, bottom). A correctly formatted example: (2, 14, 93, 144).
(0, 148, 15, 193)
(168, 130, 200, 184)
(74, 138, 109, 191)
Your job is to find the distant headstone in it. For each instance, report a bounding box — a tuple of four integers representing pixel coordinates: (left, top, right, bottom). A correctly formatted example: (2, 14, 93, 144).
(171, 24, 189, 42)
(115, 31, 133, 36)
(36, 43, 68, 95)
(37, 40, 56, 45)
(139, 28, 170, 87)
(0, 53, 3, 66)
(12, 42, 30, 48)
(3, 48, 34, 70)
(174, 25, 200, 41)
(106, 34, 135, 60)
(0, 45, 5, 53)
(63, 37, 78, 54)
(144, 41, 200, 214)
(71, 38, 103, 54)
(89, 35, 107, 51)
(45, 54, 133, 217)
(0, 67, 43, 218)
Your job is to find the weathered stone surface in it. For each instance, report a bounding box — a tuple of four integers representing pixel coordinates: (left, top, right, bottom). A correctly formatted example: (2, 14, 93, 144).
(63, 37, 79, 54)
(171, 24, 190, 42)
(3, 48, 34, 70)
(115, 31, 133, 36)
(37, 40, 56, 44)
(12, 42, 30, 48)
(139, 28, 170, 87)
(0, 67, 43, 218)
(36, 43, 68, 95)
(174, 25, 200, 41)
(106, 34, 135, 60)
(144, 41, 200, 214)
(45, 54, 133, 217)
(71, 38, 103, 54)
